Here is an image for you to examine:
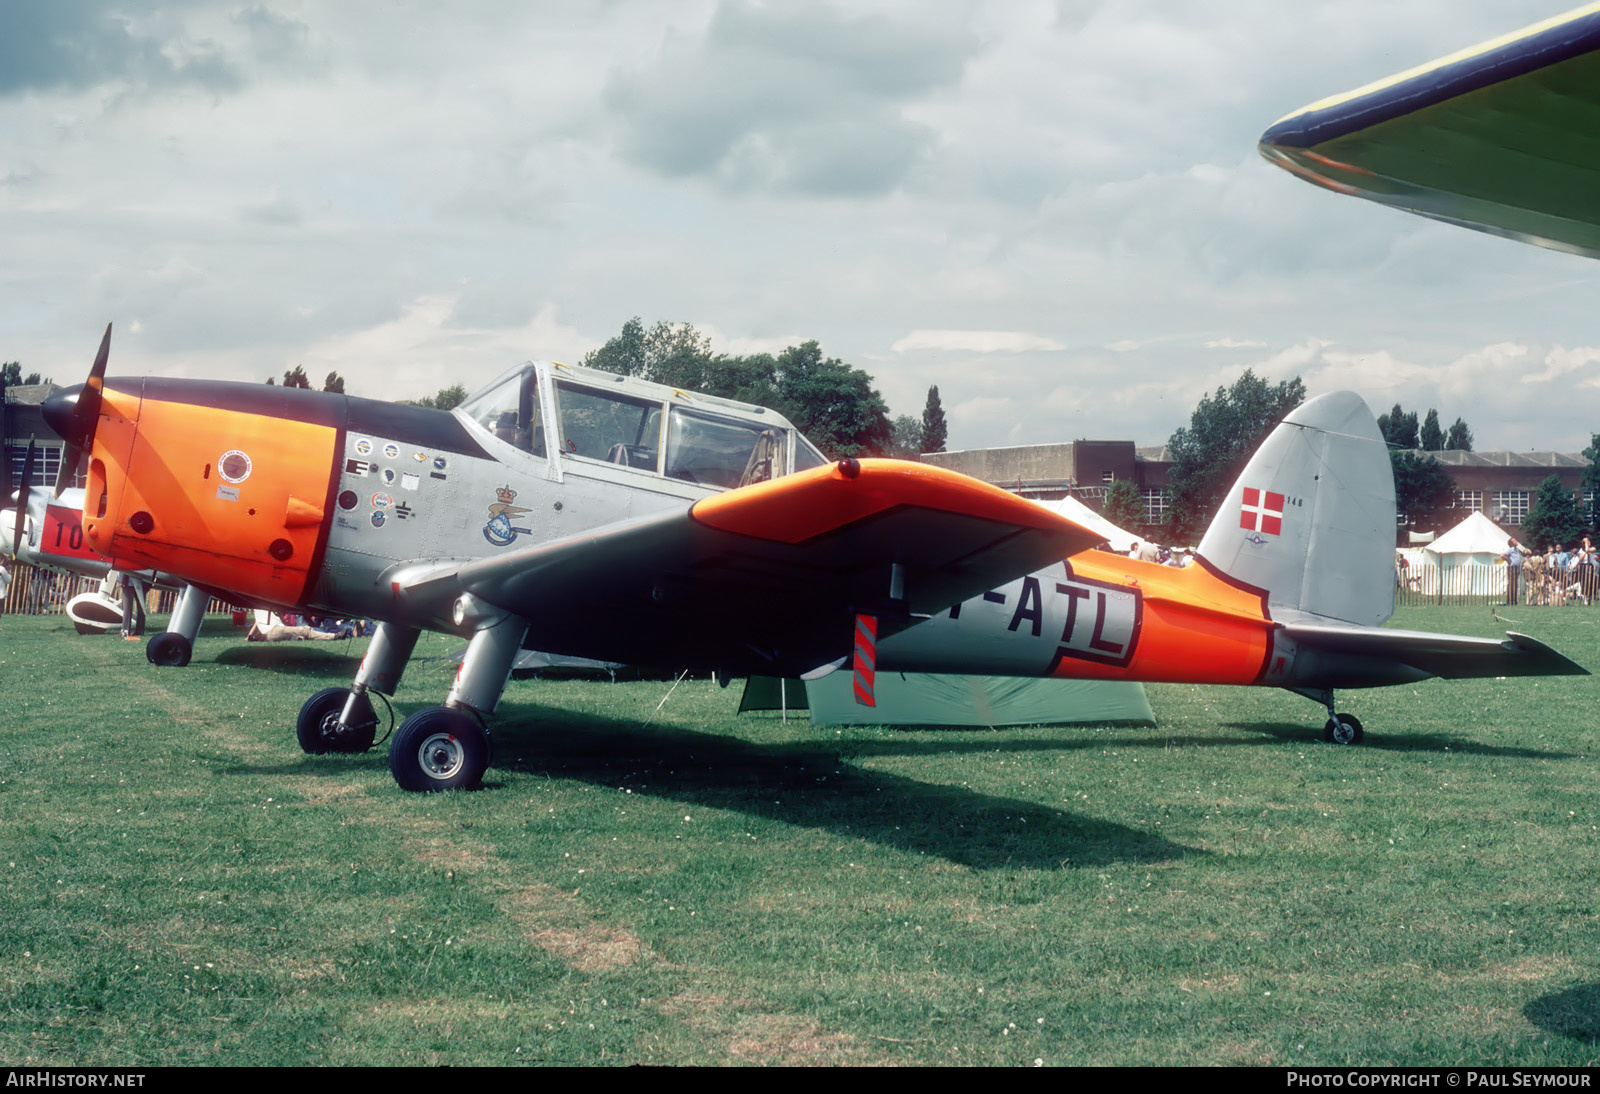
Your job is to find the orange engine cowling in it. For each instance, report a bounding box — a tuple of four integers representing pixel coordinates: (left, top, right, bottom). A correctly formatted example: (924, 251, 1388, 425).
(83, 379, 340, 607)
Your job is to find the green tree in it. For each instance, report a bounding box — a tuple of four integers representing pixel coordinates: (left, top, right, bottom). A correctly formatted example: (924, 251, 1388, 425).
(920, 385, 948, 454)
(1103, 479, 1146, 533)
(1391, 450, 1455, 539)
(769, 341, 892, 458)
(322, 371, 346, 394)
(1419, 409, 1444, 451)
(1, 363, 43, 385)
(888, 415, 923, 459)
(280, 365, 311, 389)
(1583, 432, 1600, 526)
(1444, 418, 1473, 451)
(1377, 403, 1420, 449)
(1524, 474, 1588, 549)
(1163, 370, 1306, 542)
(412, 383, 469, 411)
(583, 318, 721, 387)
(584, 319, 894, 458)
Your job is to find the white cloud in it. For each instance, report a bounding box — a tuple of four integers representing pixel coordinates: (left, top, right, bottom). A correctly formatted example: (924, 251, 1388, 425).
(891, 329, 1065, 353)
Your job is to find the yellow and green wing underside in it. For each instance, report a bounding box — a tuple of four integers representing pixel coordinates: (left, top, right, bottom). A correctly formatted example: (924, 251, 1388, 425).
(1260, 2, 1600, 258)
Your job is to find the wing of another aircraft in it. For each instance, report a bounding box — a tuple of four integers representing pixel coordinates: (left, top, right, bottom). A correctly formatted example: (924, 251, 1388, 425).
(393, 459, 1104, 676)
(1260, 3, 1600, 257)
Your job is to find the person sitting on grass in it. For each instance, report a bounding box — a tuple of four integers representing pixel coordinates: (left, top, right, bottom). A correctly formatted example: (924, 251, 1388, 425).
(246, 609, 340, 642)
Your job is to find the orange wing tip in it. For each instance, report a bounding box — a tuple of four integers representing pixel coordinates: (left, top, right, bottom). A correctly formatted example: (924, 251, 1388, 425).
(691, 458, 1082, 544)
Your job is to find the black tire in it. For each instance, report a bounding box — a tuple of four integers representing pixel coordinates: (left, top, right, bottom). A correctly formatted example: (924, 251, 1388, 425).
(1323, 713, 1364, 745)
(296, 687, 377, 755)
(145, 632, 192, 667)
(389, 707, 488, 792)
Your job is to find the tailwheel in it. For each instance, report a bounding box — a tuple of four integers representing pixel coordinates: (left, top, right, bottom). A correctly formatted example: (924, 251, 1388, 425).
(1323, 713, 1364, 745)
(389, 706, 489, 792)
(296, 687, 378, 754)
(146, 632, 192, 667)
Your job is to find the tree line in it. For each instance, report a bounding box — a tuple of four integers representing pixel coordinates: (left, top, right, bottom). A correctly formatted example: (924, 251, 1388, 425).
(581, 318, 947, 459)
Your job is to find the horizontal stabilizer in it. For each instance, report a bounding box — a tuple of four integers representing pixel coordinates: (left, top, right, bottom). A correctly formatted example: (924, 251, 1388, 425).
(1281, 621, 1588, 688)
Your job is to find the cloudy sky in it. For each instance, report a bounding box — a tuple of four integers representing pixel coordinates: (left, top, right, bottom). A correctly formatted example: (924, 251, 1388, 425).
(3, 0, 1598, 454)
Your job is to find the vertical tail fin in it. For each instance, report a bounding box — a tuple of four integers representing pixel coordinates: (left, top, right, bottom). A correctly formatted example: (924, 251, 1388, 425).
(1196, 391, 1394, 626)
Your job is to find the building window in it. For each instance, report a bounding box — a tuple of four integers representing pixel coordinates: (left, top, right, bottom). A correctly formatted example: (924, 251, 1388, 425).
(6, 441, 65, 489)
(1451, 489, 1481, 511)
(1492, 490, 1530, 526)
(1141, 488, 1167, 525)
(1101, 470, 1114, 484)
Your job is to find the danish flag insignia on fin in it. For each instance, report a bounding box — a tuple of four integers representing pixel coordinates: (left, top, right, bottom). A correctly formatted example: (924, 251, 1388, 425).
(1239, 488, 1284, 536)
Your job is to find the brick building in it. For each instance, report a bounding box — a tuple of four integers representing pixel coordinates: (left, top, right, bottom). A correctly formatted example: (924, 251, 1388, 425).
(922, 437, 1592, 534)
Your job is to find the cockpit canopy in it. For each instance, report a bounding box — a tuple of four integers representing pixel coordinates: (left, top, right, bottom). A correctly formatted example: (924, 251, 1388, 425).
(457, 361, 828, 490)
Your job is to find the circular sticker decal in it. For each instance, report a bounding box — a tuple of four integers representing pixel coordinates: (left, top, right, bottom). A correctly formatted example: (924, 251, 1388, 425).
(354, 438, 373, 456)
(381, 468, 397, 485)
(383, 442, 400, 459)
(433, 455, 448, 471)
(370, 492, 393, 510)
(337, 490, 358, 511)
(370, 511, 386, 528)
(413, 451, 427, 463)
(218, 450, 252, 484)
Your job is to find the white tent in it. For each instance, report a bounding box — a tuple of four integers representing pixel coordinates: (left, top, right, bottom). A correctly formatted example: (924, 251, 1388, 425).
(741, 673, 1155, 728)
(1416, 511, 1517, 597)
(1031, 495, 1140, 553)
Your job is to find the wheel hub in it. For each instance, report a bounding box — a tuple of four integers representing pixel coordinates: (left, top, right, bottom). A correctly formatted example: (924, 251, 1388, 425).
(419, 733, 464, 780)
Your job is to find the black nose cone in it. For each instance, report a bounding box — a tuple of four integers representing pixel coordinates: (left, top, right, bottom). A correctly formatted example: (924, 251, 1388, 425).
(41, 385, 83, 444)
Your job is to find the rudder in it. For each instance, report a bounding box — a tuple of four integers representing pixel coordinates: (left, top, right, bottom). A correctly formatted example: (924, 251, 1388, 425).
(1196, 391, 1394, 627)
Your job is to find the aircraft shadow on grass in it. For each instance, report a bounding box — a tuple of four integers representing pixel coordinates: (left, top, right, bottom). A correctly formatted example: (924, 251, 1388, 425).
(1222, 722, 1578, 760)
(1525, 983, 1600, 1042)
(213, 643, 368, 677)
(488, 710, 1198, 872)
(247, 704, 1199, 872)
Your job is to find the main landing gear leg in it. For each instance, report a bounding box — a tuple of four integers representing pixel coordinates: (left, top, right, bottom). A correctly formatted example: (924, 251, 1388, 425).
(1288, 687, 1365, 745)
(297, 623, 419, 755)
(389, 616, 527, 792)
(146, 584, 208, 667)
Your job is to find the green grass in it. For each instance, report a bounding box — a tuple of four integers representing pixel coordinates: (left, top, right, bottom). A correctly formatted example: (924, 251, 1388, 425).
(1, 604, 1598, 1065)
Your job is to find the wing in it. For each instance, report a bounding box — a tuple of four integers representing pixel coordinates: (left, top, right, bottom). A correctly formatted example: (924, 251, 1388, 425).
(396, 459, 1103, 676)
(1281, 621, 1588, 688)
(1259, 4, 1600, 258)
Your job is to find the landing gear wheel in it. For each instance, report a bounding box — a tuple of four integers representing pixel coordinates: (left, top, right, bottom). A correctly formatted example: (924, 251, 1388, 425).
(146, 632, 192, 667)
(389, 707, 488, 792)
(296, 687, 377, 754)
(1323, 713, 1364, 745)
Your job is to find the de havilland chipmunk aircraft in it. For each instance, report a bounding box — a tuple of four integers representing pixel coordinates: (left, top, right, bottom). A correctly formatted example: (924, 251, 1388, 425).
(40, 323, 1585, 792)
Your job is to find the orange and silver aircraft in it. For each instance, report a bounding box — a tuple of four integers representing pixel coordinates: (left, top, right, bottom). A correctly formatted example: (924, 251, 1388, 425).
(41, 324, 1585, 792)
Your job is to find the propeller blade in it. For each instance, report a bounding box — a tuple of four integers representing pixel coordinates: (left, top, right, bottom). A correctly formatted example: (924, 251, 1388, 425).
(45, 322, 110, 499)
(53, 442, 81, 498)
(12, 437, 35, 560)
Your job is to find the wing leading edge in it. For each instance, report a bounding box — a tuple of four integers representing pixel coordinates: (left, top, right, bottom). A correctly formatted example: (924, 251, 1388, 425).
(1260, 3, 1600, 258)
(395, 459, 1104, 676)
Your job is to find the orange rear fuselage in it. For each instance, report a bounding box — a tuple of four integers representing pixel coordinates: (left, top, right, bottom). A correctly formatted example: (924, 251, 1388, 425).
(878, 552, 1278, 686)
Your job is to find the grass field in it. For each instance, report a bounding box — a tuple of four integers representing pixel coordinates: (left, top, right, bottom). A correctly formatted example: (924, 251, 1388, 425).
(2, 604, 1599, 1066)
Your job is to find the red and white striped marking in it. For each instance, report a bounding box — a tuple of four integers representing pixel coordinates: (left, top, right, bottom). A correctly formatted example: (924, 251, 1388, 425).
(853, 613, 877, 707)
